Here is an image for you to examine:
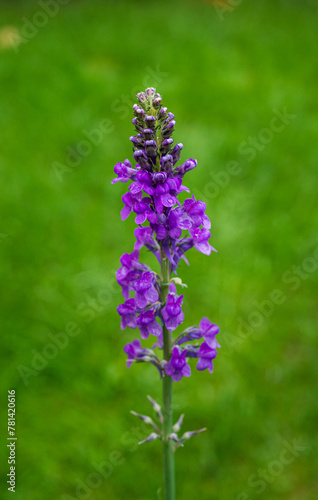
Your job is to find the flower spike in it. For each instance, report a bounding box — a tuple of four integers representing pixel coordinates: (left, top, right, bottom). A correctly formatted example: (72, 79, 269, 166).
(112, 87, 221, 498)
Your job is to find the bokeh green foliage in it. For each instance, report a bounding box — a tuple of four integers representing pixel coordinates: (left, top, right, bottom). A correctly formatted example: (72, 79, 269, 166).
(0, 0, 317, 499)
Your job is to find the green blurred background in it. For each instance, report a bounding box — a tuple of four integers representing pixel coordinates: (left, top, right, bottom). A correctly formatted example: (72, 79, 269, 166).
(0, 0, 317, 499)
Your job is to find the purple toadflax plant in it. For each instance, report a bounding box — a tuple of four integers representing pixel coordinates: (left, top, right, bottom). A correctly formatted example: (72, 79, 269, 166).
(112, 88, 220, 500)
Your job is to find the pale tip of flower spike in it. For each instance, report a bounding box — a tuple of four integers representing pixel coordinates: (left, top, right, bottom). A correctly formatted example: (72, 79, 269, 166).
(138, 432, 161, 445)
(130, 410, 161, 433)
(173, 427, 207, 451)
(147, 395, 160, 412)
(182, 428, 207, 441)
(172, 413, 185, 433)
(147, 395, 164, 423)
(130, 410, 152, 424)
(169, 433, 179, 442)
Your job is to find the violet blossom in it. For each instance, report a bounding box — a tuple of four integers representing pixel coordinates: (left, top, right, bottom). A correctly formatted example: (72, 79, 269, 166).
(133, 271, 159, 308)
(137, 309, 162, 339)
(164, 346, 191, 382)
(124, 339, 151, 368)
(161, 293, 184, 332)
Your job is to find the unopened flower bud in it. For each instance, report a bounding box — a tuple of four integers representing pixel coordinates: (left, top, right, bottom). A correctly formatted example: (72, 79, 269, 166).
(138, 432, 160, 445)
(133, 150, 150, 169)
(147, 395, 163, 423)
(145, 115, 156, 129)
(182, 428, 207, 441)
(163, 120, 176, 137)
(144, 140, 157, 157)
(143, 128, 155, 140)
(152, 172, 167, 185)
(146, 87, 156, 98)
(160, 137, 174, 154)
(153, 96, 162, 108)
(136, 92, 147, 104)
(171, 143, 183, 165)
(160, 154, 173, 173)
(172, 413, 184, 433)
(159, 106, 168, 119)
(169, 433, 179, 442)
(129, 135, 143, 146)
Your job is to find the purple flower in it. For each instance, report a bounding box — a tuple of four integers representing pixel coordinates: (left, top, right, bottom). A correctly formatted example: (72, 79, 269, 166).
(121, 191, 142, 221)
(137, 309, 162, 339)
(171, 143, 183, 165)
(133, 197, 157, 225)
(167, 176, 189, 197)
(111, 160, 136, 184)
(172, 237, 194, 270)
(150, 213, 167, 240)
(134, 227, 155, 250)
(130, 171, 154, 196)
(153, 182, 177, 214)
(167, 207, 192, 239)
(152, 171, 167, 185)
(124, 339, 150, 368)
(199, 317, 220, 349)
(177, 326, 202, 345)
(162, 293, 184, 331)
(133, 271, 159, 308)
(174, 158, 197, 177)
(183, 195, 211, 229)
(196, 341, 217, 373)
(189, 228, 217, 256)
(117, 298, 137, 330)
(116, 250, 147, 299)
(164, 346, 191, 382)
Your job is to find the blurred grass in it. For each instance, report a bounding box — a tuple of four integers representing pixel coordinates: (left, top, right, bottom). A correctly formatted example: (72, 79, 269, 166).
(0, 0, 317, 499)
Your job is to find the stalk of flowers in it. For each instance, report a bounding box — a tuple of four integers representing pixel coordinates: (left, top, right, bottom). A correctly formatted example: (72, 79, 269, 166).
(112, 87, 220, 500)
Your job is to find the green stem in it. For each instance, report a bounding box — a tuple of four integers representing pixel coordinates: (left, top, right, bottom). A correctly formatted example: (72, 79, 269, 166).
(160, 248, 175, 500)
